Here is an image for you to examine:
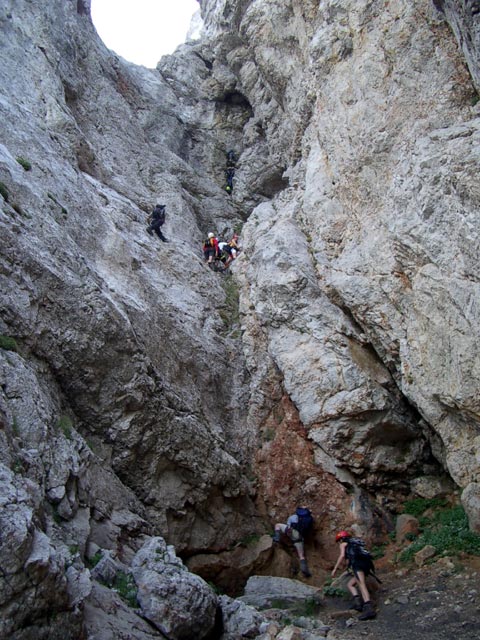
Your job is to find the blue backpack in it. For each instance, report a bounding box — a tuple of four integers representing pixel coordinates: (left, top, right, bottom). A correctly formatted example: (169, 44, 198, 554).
(292, 507, 314, 536)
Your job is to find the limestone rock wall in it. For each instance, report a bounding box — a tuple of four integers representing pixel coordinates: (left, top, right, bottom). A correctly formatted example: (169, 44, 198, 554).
(0, 0, 259, 550)
(0, 1, 262, 633)
(201, 0, 480, 536)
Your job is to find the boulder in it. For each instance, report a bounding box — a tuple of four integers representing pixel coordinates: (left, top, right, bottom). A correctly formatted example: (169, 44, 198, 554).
(219, 594, 267, 639)
(396, 514, 420, 544)
(131, 537, 218, 640)
(240, 576, 322, 609)
(414, 545, 437, 566)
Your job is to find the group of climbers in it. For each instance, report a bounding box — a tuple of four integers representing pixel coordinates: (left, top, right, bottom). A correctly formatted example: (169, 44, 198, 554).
(144, 202, 241, 273)
(273, 509, 379, 621)
(145, 152, 239, 249)
(203, 231, 240, 270)
(143, 205, 378, 627)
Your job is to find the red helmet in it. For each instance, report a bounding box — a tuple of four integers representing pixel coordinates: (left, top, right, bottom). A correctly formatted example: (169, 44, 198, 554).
(335, 530, 351, 542)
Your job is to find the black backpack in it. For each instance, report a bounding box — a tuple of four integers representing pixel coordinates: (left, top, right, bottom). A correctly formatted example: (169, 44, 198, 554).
(346, 538, 382, 582)
(346, 538, 372, 560)
(152, 206, 166, 224)
(292, 507, 314, 536)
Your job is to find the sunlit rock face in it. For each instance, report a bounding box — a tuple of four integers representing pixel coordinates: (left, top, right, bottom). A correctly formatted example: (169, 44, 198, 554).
(1, 0, 480, 636)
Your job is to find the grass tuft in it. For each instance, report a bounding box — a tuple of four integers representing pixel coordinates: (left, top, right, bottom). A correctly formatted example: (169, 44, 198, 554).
(0, 182, 9, 201)
(57, 415, 73, 440)
(0, 335, 18, 351)
(112, 571, 138, 608)
(16, 156, 32, 171)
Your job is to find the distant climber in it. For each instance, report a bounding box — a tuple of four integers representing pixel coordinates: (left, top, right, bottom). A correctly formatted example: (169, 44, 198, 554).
(226, 149, 237, 167)
(225, 167, 235, 188)
(146, 204, 168, 242)
(224, 151, 237, 194)
(273, 506, 314, 577)
(203, 232, 219, 264)
(228, 232, 240, 256)
(218, 241, 235, 267)
(331, 531, 378, 620)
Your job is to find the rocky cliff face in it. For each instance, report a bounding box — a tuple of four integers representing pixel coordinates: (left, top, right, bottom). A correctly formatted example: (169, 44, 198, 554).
(218, 0, 480, 538)
(1, 0, 480, 637)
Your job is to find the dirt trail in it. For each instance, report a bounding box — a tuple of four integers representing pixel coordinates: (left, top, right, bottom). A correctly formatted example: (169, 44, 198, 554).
(321, 555, 480, 640)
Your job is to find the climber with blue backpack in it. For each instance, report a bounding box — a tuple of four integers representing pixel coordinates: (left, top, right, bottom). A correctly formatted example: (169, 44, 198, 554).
(272, 506, 314, 577)
(331, 530, 379, 620)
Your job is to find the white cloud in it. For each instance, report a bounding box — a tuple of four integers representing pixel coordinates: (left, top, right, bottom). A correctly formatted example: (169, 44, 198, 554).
(91, 0, 200, 67)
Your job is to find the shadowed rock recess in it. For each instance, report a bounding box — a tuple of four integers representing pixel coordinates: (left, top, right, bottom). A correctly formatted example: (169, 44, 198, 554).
(0, 0, 479, 638)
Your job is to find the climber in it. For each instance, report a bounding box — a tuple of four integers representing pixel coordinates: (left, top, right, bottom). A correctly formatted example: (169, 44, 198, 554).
(218, 240, 235, 267)
(226, 149, 236, 167)
(228, 232, 240, 256)
(203, 232, 220, 264)
(146, 204, 168, 242)
(225, 167, 235, 189)
(331, 531, 377, 620)
(272, 506, 314, 577)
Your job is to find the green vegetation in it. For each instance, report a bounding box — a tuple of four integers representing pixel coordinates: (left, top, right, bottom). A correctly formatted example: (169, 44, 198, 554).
(12, 416, 20, 437)
(265, 596, 321, 616)
(111, 571, 138, 608)
(52, 506, 63, 524)
(16, 156, 32, 171)
(0, 335, 18, 351)
(57, 415, 73, 440)
(86, 438, 96, 453)
(323, 578, 348, 598)
(219, 276, 240, 330)
(239, 533, 261, 546)
(86, 550, 103, 568)
(0, 181, 9, 201)
(92, 562, 138, 607)
(401, 504, 480, 562)
(48, 192, 68, 216)
(402, 497, 448, 518)
(301, 597, 322, 616)
(371, 544, 387, 560)
(12, 459, 24, 474)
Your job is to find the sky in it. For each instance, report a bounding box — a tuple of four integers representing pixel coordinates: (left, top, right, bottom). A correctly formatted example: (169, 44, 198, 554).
(90, 0, 201, 67)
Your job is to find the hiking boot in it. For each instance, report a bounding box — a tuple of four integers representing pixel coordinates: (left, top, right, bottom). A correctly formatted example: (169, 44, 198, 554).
(350, 595, 363, 612)
(146, 227, 153, 236)
(300, 559, 311, 577)
(272, 531, 281, 543)
(358, 601, 376, 621)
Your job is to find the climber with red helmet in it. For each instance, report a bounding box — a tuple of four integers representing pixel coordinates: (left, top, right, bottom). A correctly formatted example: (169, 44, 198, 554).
(203, 232, 219, 264)
(331, 530, 377, 620)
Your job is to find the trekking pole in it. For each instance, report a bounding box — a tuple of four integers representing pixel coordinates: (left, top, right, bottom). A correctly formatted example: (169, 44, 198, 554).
(329, 570, 349, 588)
